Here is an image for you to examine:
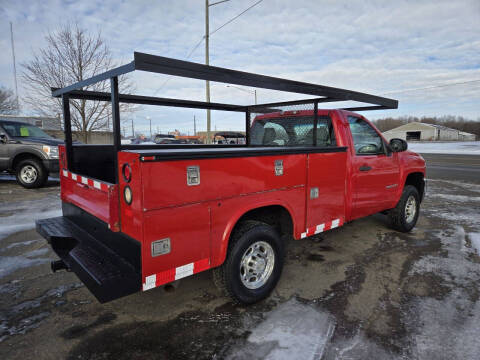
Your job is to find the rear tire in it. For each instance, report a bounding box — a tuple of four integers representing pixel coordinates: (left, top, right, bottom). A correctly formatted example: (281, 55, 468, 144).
(213, 220, 284, 304)
(388, 185, 420, 232)
(15, 158, 48, 189)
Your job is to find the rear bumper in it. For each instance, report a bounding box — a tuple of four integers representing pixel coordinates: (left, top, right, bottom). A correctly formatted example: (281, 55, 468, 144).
(36, 203, 141, 303)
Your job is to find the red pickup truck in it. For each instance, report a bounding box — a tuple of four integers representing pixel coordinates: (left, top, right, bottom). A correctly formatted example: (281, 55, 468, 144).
(36, 53, 425, 304)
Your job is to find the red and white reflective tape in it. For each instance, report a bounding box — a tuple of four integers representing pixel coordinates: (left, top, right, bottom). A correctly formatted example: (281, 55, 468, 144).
(301, 217, 343, 239)
(143, 258, 210, 291)
(61, 169, 110, 193)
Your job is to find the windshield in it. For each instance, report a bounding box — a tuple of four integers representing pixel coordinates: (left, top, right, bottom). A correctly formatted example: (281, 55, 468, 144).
(1, 122, 53, 139)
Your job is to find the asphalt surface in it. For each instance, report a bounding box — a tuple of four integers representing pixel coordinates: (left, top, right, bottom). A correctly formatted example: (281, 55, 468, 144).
(423, 153, 480, 183)
(0, 152, 479, 359)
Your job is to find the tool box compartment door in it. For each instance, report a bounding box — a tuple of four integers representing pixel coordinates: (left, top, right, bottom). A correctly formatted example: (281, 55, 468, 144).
(141, 203, 211, 290)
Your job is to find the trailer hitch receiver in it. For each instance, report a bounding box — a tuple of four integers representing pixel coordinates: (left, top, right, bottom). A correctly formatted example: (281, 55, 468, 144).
(51, 260, 69, 273)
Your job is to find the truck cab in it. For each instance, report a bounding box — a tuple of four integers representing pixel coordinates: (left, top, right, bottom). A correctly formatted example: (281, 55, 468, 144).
(36, 52, 425, 305)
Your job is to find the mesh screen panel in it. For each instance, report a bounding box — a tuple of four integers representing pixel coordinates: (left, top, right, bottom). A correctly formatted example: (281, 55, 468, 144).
(248, 102, 336, 147)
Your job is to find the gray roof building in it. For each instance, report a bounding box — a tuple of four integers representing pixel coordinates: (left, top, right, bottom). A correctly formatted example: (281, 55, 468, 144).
(382, 122, 476, 141)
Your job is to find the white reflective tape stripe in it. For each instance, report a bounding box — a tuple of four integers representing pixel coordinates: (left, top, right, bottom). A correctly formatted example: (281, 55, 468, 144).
(81, 177, 88, 185)
(62, 169, 68, 177)
(71, 173, 77, 180)
(93, 181, 101, 189)
(331, 219, 340, 228)
(175, 263, 194, 280)
(315, 224, 325, 234)
(143, 274, 156, 291)
(301, 232, 307, 239)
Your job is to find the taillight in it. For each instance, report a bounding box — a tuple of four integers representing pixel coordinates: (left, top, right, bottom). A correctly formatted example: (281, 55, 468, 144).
(122, 163, 132, 182)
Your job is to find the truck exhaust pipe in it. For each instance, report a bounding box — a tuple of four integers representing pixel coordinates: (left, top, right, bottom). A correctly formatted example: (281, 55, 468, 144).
(51, 260, 69, 272)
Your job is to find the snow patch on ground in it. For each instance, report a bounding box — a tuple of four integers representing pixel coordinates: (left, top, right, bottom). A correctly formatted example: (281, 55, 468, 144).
(408, 294, 480, 360)
(0, 198, 61, 241)
(324, 331, 401, 360)
(469, 233, 480, 255)
(0, 253, 51, 279)
(5, 239, 42, 250)
(408, 141, 480, 155)
(430, 193, 480, 203)
(226, 299, 335, 360)
(408, 224, 480, 359)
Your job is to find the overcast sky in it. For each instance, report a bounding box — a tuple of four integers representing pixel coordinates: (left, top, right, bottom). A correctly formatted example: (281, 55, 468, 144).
(1, 0, 479, 135)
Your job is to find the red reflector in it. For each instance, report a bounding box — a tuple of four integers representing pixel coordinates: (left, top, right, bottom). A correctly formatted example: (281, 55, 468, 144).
(141, 156, 155, 161)
(122, 163, 132, 182)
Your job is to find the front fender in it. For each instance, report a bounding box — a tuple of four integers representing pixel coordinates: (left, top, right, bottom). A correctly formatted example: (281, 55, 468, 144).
(395, 150, 426, 202)
(9, 147, 48, 169)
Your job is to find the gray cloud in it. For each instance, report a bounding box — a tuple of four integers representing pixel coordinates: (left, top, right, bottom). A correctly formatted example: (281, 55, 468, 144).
(0, 0, 478, 133)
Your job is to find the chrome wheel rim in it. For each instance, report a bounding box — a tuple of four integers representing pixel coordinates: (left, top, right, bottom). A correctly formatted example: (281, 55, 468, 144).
(405, 195, 416, 223)
(20, 165, 38, 184)
(240, 241, 275, 289)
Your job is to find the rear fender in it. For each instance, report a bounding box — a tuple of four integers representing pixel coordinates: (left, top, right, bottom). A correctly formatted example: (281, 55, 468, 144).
(212, 199, 298, 268)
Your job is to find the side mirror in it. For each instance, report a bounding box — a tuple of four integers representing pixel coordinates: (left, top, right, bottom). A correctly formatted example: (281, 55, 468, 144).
(0, 134, 7, 144)
(389, 138, 408, 152)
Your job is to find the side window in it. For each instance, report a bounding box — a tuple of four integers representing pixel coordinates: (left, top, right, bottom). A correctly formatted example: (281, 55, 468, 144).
(348, 116, 384, 155)
(316, 117, 337, 147)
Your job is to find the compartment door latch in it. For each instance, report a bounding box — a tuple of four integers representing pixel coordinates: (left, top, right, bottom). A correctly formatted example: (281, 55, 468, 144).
(187, 165, 200, 186)
(275, 160, 284, 176)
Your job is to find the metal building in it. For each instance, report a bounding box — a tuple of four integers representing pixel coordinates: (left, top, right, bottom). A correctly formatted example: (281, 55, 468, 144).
(382, 122, 476, 141)
(459, 131, 476, 141)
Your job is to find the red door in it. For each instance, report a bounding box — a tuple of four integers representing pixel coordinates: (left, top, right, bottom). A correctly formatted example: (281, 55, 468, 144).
(347, 116, 400, 219)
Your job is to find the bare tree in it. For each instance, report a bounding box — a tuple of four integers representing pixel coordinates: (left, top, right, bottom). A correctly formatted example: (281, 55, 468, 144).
(22, 24, 135, 143)
(0, 87, 19, 114)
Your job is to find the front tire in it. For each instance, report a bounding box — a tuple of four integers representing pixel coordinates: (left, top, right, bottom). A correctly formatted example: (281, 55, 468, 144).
(15, 158, 48, 189)
(388, 185, 420, 232)
(213, 220, 284, 304)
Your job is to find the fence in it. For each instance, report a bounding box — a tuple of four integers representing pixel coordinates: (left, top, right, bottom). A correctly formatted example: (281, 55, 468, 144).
(46, 130, 113, 144)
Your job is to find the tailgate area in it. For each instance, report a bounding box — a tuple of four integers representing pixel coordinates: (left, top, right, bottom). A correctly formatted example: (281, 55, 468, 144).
(36, 203, 141, 303)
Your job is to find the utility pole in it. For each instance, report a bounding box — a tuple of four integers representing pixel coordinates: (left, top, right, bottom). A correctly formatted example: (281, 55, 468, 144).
(205, 0, 211, 144)
(131, 117, 135, 137)
(194, 115, 197, 136)
(147, 116, 152, 138)
(205, 0, 230, 144)
(9, 22, 19, 109)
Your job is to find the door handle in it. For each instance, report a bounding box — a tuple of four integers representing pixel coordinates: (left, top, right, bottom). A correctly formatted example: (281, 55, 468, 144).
(359, 165, 372, 172)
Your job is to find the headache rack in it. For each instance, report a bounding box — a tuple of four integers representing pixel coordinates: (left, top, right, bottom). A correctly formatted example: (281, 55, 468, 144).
(52, 51, 398, 183)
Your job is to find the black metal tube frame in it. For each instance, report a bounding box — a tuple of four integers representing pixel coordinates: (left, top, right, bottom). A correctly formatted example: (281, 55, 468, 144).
(52, 51, 398, 177)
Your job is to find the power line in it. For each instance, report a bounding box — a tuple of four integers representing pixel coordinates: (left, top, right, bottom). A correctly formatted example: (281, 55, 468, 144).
(154, 38, 203, 94)
(210, 0, 264, 36)
(154, 0, 265, 94)
(382, 79, 480, 95)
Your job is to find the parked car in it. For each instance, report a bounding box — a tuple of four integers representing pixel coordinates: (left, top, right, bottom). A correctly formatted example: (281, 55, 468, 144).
(0, 120, 63, 188)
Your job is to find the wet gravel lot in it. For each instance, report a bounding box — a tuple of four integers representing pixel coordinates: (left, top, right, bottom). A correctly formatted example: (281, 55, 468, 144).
(0, 156, 479, 359)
